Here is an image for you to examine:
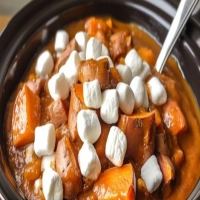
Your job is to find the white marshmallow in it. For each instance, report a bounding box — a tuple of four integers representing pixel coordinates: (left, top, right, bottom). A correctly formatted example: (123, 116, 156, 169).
(141, 155, 163, 193)
(35, 50, 54, 79)
(77, 109, 101, 144)
(105, 126, 127, 167)
(101, 43, 109, 56)
(34, 124, 56, 158)
(25, 143, 34, 164)
(59, 50, 80, 88)
(86, 37, 102, 60)
(97, 55, 114, 68)
(116, 82, 135, 115)
(138, 61, 151, 80)
(75, 31, 88, 52)
(83, 79, 102, 109)
(130, 76, 149, 108)
(116, 64, 132, 84)
(48, 72, 69, 101)
(34, 178, 42, 195)
(79, 51, 86, 61)
(125, 49, 143, 77)
(41, 152, 56, 171)
(54, 30, 69, 53)
(78, 142, 101, 180)
(42, 167, 63, 200)
(147, 76, 167, 106)
(100, 89, 119, 124)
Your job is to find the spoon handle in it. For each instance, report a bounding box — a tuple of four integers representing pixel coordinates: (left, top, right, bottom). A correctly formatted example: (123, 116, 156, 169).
(155, 0, 199, 73)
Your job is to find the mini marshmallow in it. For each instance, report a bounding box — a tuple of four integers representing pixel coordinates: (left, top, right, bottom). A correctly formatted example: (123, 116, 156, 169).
(105, 126, 127, 167)
(48, 72, 69, 101)
(79, 51, 86, 61)
(101, 43, 109, 56)
(138, 61, 151, 80)
(54, 30, 69, 53)
(147, 76, 167, 106)
(86, 37, 102, 60)
(116, 82, 135, 115)
(59, 50, 80, 88)
(77, 109, 101, 144)
(100, 89, 119, 124)
(125, 49, 143, 77)
(141, 155, 163, 193)
(130, 76, 149, 108)
(25, 143, 34, 164)
(42, 167, 63, 200)
(97, 56, 114, 68)
(34, 178, 42, 195)
(35, 50, 54, 79)
(41, 152, 56, 171)
(116, 64, 132, 84)
(75, 31, 88, 52)
(83, 79, 102, 109)
(78, 142, 101, 180)
(34, 124, 56, 157)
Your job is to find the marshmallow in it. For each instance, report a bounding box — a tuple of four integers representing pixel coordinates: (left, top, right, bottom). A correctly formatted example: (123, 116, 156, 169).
(54, 30, 69, 53)
(130, 76, 149, 108)
(35, 50, 54, 79)
(116, 82, 135, 115)
(42, 167, 63, 200)
(147, 76, 167, 106)
(25, 143, 34, 164)
(75, 31, 88, 52)
(116, 64, 132, 84)
(59, 50, 80, 88)
(77, 109, 101, 144)
(86, 37, 102, 60)
(34, 178, 42, 195)
(105, 126, 127, 167)
(83, 79, 102, 109)
(78, 142, 101, 180)
(100, 89, 119, 124)
(125, 49, 143, 77)
(48, 72, 69, 101)
(41, 152, 56, 171)
(79, 51, 86, 61)
(34, 124, 56, 157)
(101, 43, 109, 56)
(97, 56, 114, 68)
(141, 155, 163, 193)
(138, 61, 151, 80)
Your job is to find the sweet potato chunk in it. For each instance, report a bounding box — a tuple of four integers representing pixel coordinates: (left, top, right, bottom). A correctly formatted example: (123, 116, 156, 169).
(68, 84, 87, 142)
(94, 121, 113, 171)
(92, 164, 135, 200)
(78, 58, 110, 90)
(137, 47, 156, 67)
(109, 67, 122, 88)
(54, 38, 79, 72)
(157, 154, 175, 198)
(56, 136, 82, 199)
(163, 99, 187, 135)
(155, 132, 169, 156)
(48, 99, 68, 127)
(26, 78, 43, 95)
(12, 85, 40, 148)
(118, 112, 156, 166)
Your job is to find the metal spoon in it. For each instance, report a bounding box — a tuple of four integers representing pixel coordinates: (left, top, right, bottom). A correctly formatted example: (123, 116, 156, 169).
(155, 0, 199, 73)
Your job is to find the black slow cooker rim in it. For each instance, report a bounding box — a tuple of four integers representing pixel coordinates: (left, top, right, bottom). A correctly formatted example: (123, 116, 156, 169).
(0, 0, 200, 200)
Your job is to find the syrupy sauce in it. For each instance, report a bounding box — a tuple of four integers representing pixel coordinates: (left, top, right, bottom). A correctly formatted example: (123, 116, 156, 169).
(4, 17, 200, 200)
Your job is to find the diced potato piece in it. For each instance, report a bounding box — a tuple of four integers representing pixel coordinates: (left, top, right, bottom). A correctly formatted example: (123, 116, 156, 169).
(163, 99, 188, 135)
(118, 112, 156, 166)
(12, 84, 41, 148)
(56, 136, 82, 199)
(93, 164, 135, 200)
